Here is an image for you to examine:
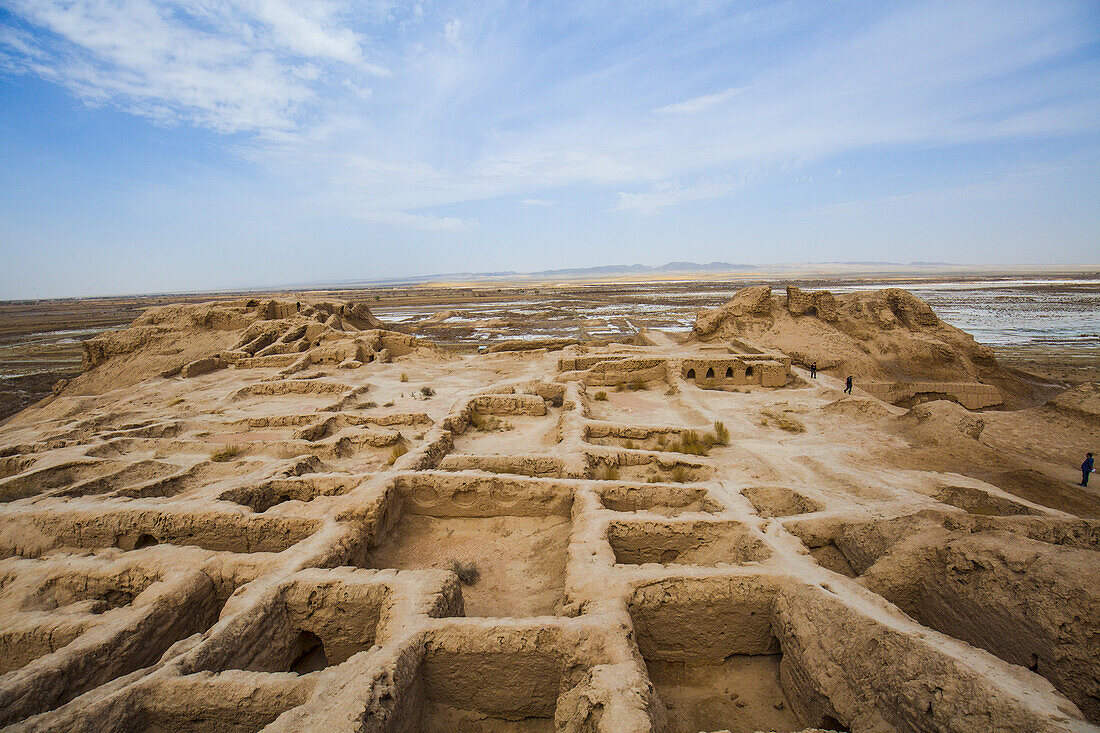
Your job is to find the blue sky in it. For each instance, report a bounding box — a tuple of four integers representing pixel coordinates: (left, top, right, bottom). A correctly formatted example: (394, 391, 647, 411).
(1, 1, 1098, 298)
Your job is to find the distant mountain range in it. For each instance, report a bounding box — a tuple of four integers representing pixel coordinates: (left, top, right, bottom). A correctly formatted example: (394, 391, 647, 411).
(320, 260, 959, 287)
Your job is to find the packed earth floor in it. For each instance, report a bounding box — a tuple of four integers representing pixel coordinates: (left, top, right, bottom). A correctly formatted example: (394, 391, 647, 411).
(0, 293, 1096, 733)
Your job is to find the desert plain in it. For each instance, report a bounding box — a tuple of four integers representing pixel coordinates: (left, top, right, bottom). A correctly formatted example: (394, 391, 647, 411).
(0, 278, 1097, 732)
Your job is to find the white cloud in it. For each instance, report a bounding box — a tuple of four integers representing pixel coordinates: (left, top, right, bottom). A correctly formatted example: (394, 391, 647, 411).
(355, 210, 476, 230)
(614, 178, 744, 214)
(1, 0, 386, 133)
(654, 86, 750, 114)
(2, 0, 1097, 228)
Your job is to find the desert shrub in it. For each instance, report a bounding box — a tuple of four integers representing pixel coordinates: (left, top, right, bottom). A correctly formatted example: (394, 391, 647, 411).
(383, 400, 395, 407)
(593, 391, 608, 401)
(357, 401, 378, 409)
(594, 463, 620, 481)
(670, 465, 690, 483)
(627, 380, 647, 391)
(420, 385, 435, 397)
(399, 372, 408, 382)
(713, 421, 730, 446)
(449, 559, 480, 585)
(388, 443, 409, 464)
(211, 445, 241, 462)
(374, 295, 381, 301)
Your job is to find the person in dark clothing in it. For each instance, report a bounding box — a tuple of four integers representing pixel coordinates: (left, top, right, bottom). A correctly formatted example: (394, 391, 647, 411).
(1082, 452, 1094, 487)
(844, 376, 853, 394)
(810, 362, 817, 379)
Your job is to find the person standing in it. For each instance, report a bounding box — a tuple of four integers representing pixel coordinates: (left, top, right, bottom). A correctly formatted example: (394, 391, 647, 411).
(810, 362, 817, 379)
(844, 376, 853, 394)
(1082, 452, 1095, 487)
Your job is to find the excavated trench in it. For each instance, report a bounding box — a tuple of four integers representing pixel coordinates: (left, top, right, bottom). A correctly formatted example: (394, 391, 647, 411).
(608, 521, 770, 566)
(629, 577, 851, 733)
(214, 579, 389, 674)
(598, 484, 721, 515)
(405, 644, 566, 732)
(366, 513, 570, 616)
(741, 486, 822, 518)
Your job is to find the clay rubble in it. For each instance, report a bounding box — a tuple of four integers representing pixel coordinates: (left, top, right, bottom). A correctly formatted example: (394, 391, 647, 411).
(0, 287, 1096, 732)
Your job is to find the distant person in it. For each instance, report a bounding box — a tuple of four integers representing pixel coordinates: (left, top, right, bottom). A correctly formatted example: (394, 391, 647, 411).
(1082, 452, 1094, 487)
(810, 362, 817, 379)
(844, 376, 853, 394)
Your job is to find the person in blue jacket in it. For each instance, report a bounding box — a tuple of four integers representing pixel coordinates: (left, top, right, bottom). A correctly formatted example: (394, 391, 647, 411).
(1081, 452, 1094, 487)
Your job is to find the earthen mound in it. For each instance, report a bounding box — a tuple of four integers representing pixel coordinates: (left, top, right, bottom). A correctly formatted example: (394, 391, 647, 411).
(692, 285, 1039, 408)
(899, 399, 986, 441)
(1046, 382, 1100, 425)
(71, 298, 423, 394)
(820, 395, 896, 421)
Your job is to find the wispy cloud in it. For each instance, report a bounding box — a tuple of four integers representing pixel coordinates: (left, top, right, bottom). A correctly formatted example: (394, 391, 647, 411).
(2, 0, 1098, 228)
(654, 86, 750, 114)
(1, 0, 389, 133)
(614, 177, 745, 214)
(355, 210, 476, 231)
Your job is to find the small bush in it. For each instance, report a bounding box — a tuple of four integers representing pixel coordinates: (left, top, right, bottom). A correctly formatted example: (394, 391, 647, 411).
(449, 559, 480, 585)
(399, 372, 408, 382)
(211, 445, 241, 462)
(593, 391, 608, 401)
(374, 295, 381, 301)
(670, 465, 690, 483)
(383, 400, 394, 407)
(420, 385, 435, 397)
(594, 464, 620, 481)
(388, 443, 409, 464)
(357, 401, 378, 409)
(627, 380, 647, 391)
(713, 421, 730, 446)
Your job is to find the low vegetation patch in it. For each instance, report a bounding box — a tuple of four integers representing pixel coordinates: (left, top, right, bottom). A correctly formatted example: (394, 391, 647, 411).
(211, 445, 242, 462)
(449, 559, 480, 585)
(649, 422, 730, 456)
(594, 463, 621, 481)
(419, 385, 435, 398)
(593, 390, 608, 401)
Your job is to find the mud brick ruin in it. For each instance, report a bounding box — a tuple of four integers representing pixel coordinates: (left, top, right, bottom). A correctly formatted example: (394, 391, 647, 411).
(0, 289, 1096, 732)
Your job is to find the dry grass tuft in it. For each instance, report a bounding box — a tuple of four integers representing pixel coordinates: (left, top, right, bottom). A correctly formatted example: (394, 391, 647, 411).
(449, 559, 480, 585)
(593, 391, 608, 401)
(211, 445, 242, 462)
(594, 463, 620, 481)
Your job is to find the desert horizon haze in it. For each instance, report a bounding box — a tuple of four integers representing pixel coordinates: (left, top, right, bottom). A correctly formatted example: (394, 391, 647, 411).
(2, 0, 1100, 298)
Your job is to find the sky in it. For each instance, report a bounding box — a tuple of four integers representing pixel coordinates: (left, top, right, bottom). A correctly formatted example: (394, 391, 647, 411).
(1, 1, 1099, 299)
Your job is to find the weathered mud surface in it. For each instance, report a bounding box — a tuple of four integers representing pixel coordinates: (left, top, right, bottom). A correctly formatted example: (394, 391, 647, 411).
(0, 291, 1096, 732)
